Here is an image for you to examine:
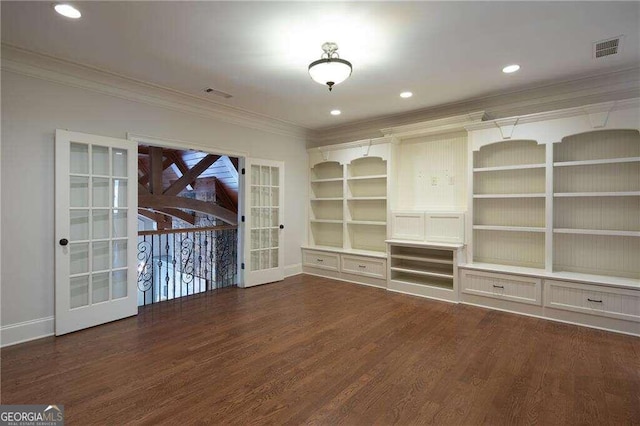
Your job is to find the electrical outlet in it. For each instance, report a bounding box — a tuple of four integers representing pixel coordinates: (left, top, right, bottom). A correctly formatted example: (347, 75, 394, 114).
(448, 175, 455, 185)
(431, 176, 438, 186)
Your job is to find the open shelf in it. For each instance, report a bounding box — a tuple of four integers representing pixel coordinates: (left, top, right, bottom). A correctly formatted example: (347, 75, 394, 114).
(554, 228, 640, 237)
(347, 174, 387, 180)
(346, 220, 386, 226)
(474, 198, 545, 228)
(554, 233, 640, 279)
(310, 177, 343, 183)
(390, 267, 453, 280)
(473, 225, 545, 233)
(390, 254, 453, 265)
(347, 196, 387, 201)
(311, 161, 343, 180)
(474, 167, 545, 195)
(554, 157, 640, 167)
(474, 193, 545, 199)
(554, 192, 640, 197)
(474, 140, 546, 168)
(388, 243, 457, 293)
(474, 163, 545, 172)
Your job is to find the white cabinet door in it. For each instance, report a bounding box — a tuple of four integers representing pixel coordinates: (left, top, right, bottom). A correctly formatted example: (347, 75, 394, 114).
(55, 130, 138, 335)
(243, 158, 285, 286)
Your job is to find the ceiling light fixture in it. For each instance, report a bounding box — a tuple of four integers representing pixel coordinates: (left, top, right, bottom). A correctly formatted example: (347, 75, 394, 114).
(502, 64, 520, 74)
(400, 91, 413, 98)
(330, 110, 341, 116)
(54, 3, 81, 19)
(308, 42, 352, 92)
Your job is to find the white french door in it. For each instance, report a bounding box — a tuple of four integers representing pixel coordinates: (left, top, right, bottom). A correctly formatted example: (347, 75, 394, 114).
(55, 130, 138, 335)
(243, 158, 285, 287)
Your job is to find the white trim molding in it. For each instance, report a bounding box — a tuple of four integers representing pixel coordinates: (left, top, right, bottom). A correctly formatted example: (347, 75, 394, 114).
(1, 316, 54, 347)
(381, 111, 485, 139)
(1, 44, 310, 140)
(128, 133, 249, 158)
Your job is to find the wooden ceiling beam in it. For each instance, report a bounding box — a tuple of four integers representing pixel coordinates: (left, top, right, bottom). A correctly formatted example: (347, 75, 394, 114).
(163, 154, 219, 196)
(154, 208, 196, 225)
(214, 178, 238, 213)
(168, 152, 195, 191)
(138, 208, 173, 230)
(139, 155, 176, 187)
(148, 147, 164, 195)
(139, 194, 237, 225)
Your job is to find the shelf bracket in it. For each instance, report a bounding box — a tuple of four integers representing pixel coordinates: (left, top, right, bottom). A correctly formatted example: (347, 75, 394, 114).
(495, 118, 519, 140)
(583, 103, 614, 128)
(360, 140, 372, 157)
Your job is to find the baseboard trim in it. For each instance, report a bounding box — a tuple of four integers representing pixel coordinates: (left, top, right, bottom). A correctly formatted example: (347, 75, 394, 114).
(1, 316, 54, 347)
(284, 263, 302, 278)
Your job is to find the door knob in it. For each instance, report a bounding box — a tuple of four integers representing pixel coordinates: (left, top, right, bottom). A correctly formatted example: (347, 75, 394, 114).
(279, 224, 284, 229)
(59, 238, 69, 246)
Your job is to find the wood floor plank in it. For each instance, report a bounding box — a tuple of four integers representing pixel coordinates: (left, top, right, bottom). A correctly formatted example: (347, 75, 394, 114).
(2, 274, 639, 425)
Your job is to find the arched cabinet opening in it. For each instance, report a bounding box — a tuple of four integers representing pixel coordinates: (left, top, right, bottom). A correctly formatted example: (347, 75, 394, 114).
(472, 139, 546, 269)
(552, 129, 639, 279)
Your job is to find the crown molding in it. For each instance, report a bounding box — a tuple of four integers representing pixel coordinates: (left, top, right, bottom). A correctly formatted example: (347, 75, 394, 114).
(309, 67, 640, 146)
(0, 44, 311, 140)
(464, 98, 640, 131)
(307, 136, 394, 153)
(381, 111, 485, 139)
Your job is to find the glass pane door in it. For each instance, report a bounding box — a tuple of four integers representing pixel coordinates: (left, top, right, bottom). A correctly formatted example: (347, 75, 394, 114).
(56, 130, 137, 335)
(68, 142, 129, 308)
(243, 158, 284, 287)
(250, 165, 280, 271)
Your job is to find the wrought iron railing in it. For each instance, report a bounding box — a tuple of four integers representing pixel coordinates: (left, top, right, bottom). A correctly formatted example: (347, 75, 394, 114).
(137, 225, 238, 306)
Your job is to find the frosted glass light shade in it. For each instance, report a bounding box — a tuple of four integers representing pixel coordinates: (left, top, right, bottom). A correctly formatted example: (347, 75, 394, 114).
(308, 58, 353, 87)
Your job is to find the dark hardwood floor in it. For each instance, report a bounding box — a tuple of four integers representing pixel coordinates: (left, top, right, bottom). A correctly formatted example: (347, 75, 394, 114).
(2, 274, 639, 425)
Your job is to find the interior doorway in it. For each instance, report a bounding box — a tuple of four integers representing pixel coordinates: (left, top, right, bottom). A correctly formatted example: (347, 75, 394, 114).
(136, 144, 240, 305)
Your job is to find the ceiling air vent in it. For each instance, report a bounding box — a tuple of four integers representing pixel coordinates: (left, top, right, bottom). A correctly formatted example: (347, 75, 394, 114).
(593, 36, 622, 59)
(204, 87, 233, 99)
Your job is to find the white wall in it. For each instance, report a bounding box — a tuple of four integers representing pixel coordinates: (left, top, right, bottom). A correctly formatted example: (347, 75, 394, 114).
(1, 70, 308, 334)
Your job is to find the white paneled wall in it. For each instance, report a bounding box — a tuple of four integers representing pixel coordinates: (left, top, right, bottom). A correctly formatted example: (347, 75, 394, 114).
(554, 163, 640, 193)
(554, 235, 640, 279)
(474, 140, 545, 168)
(474, 198, 545, 227)
(554, 130, 640, 162)
(554, 197, 640, 231)
(474, 168, 545, 194)
(396, 132, 467, 211)
(474, 230, 545, 268)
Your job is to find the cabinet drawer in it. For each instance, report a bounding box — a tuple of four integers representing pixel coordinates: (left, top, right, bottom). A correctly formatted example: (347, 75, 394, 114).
(341, 255, 387, 279)
(302, 250, 340, 271)
(461, 270, 541, 306)
(544, 280, 640, 323)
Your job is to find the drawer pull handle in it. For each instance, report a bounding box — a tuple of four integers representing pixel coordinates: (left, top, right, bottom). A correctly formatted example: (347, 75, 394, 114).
(493, 285, 504, 289)
(316, 259, 324, 262)
(587, 298, 603, 303)
(358, 265, 366, 268)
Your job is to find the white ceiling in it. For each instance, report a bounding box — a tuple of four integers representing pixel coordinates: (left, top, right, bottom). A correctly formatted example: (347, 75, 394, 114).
(2, 1, 639, 130)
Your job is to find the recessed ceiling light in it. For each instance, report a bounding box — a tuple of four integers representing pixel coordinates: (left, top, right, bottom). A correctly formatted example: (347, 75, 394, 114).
(54, 3, 81, 19)
(502, 64, 520, 74)
(400, 91, 413, 98)
(330, 110, 341, 116)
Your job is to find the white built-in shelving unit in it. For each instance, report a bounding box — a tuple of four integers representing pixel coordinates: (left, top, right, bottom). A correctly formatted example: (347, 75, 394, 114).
(302, 100, 640, 335)
(472, 140, 547, 269)
(552, 130, 640, 279)
(462, 99, 640, 335)
(387, 240, 462, 302)
(303, 139, 391, 288)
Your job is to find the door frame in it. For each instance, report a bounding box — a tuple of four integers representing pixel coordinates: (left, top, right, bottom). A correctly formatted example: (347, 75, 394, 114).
(127, 133, 247, 286)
